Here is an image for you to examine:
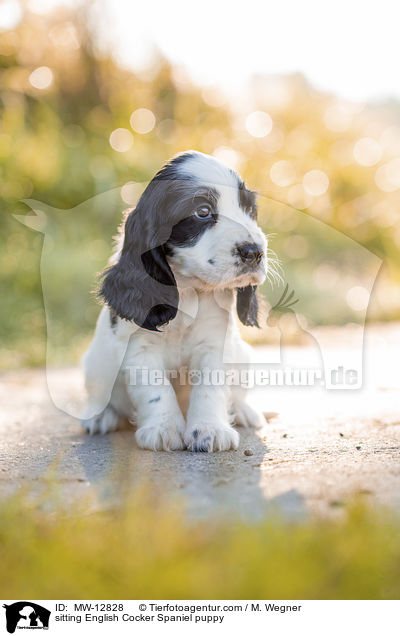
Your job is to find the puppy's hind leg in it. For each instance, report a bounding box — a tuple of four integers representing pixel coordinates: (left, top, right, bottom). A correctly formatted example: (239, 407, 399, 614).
(81, 306, 128, 434)
(228, 342, 264, 429)
(231, 399, 263, 429)
(82, 404, 120, 435)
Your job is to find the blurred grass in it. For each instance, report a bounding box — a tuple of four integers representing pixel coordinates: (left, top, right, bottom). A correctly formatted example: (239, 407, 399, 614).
(1, 5, 400, 370)
(1, 489, 399, 599)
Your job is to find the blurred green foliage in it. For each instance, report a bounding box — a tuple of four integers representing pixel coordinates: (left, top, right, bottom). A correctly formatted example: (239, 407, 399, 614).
(1, 6, 400, 369)
(1, 489, 400, 599)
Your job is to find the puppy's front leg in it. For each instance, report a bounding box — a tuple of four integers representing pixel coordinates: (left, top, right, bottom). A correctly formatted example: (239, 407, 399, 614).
(126, 354, 185, 451)
(184, 351, 239, 452)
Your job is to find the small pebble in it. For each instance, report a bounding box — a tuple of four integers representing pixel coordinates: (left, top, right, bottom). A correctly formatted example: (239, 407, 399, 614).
(244, 449, 253, 456)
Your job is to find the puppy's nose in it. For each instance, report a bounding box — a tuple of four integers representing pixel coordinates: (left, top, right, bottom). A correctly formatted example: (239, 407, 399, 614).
(237, 242, 264, 264)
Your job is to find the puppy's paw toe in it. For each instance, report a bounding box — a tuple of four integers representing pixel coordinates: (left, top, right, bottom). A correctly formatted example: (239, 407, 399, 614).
(185, 424, 239, 452)
(81, 406, 119, 435)
(136, 423, 184, 451)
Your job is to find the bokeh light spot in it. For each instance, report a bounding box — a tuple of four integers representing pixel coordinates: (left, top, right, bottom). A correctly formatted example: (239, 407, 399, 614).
(353, 137, 382, 166)
(121, 181, 142, 205)
(270, 160, 295, 187)
(29, 66, 53, 89)
(346, 286, 370, 311)
(212, 146, 242, 170)
(245, 111, 273, 138)
(380, 125, 400, 154)
(303, 169, 329, 196)
(109, 128, 134, 152)
(130, 108, 156, 134)
(375, 158, 400, 192)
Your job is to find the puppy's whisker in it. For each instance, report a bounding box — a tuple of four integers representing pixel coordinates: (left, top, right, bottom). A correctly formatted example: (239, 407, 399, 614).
(265, 256, 284, 287)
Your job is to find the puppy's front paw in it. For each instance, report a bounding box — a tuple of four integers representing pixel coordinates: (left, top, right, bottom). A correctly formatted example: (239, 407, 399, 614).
(185, 423, 239, 452)
(136, 421, 185, 451)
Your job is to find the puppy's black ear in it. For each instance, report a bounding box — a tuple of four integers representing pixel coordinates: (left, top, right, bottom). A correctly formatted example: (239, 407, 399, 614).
(236, 285, 259, 327)
(100, 205, 178, 331)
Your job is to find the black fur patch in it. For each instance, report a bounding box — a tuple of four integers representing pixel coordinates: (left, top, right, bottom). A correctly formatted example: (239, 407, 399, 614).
(167, 190, 219, 248)
(238, 180, 257, 219)
(236, 285, 259, 327)
(109, 308, 118, 328)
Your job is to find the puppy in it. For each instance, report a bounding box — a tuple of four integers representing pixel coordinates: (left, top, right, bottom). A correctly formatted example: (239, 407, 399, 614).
(82, 151, 269, 451)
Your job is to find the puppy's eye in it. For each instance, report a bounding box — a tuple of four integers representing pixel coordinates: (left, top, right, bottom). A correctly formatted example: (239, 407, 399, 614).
(194, 204, 213, 219)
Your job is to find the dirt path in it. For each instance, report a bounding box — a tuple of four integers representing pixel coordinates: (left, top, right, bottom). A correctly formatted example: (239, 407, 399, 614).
(1, 331, 399, 518)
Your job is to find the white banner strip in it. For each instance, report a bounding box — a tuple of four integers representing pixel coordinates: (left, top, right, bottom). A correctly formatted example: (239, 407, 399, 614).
(1, 600, 399, 635)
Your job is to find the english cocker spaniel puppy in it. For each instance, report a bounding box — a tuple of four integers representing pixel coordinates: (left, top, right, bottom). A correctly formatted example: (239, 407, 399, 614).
(82, 151, 269, 452)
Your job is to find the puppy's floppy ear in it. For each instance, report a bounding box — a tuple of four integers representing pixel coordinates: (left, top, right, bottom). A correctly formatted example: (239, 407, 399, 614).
(236, 285, 259, 327)
(100, 192, 179, 331)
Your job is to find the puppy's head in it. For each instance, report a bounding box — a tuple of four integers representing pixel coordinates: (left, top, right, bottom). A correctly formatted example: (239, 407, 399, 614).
(101, 151, 268, 330)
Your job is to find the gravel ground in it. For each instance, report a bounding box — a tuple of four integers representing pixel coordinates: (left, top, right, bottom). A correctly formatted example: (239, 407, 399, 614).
(0, 326, 399, 519)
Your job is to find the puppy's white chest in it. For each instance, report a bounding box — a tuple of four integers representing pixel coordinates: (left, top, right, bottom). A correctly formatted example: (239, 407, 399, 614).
(163, 289, 233, 368)
(161, 291, 199, 368)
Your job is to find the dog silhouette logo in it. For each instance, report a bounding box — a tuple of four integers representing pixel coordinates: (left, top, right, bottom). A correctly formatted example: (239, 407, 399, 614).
(2, 602, 50, 633)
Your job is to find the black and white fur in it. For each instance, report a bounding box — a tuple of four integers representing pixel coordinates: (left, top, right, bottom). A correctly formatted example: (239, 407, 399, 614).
(82, 151, 268, 452)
